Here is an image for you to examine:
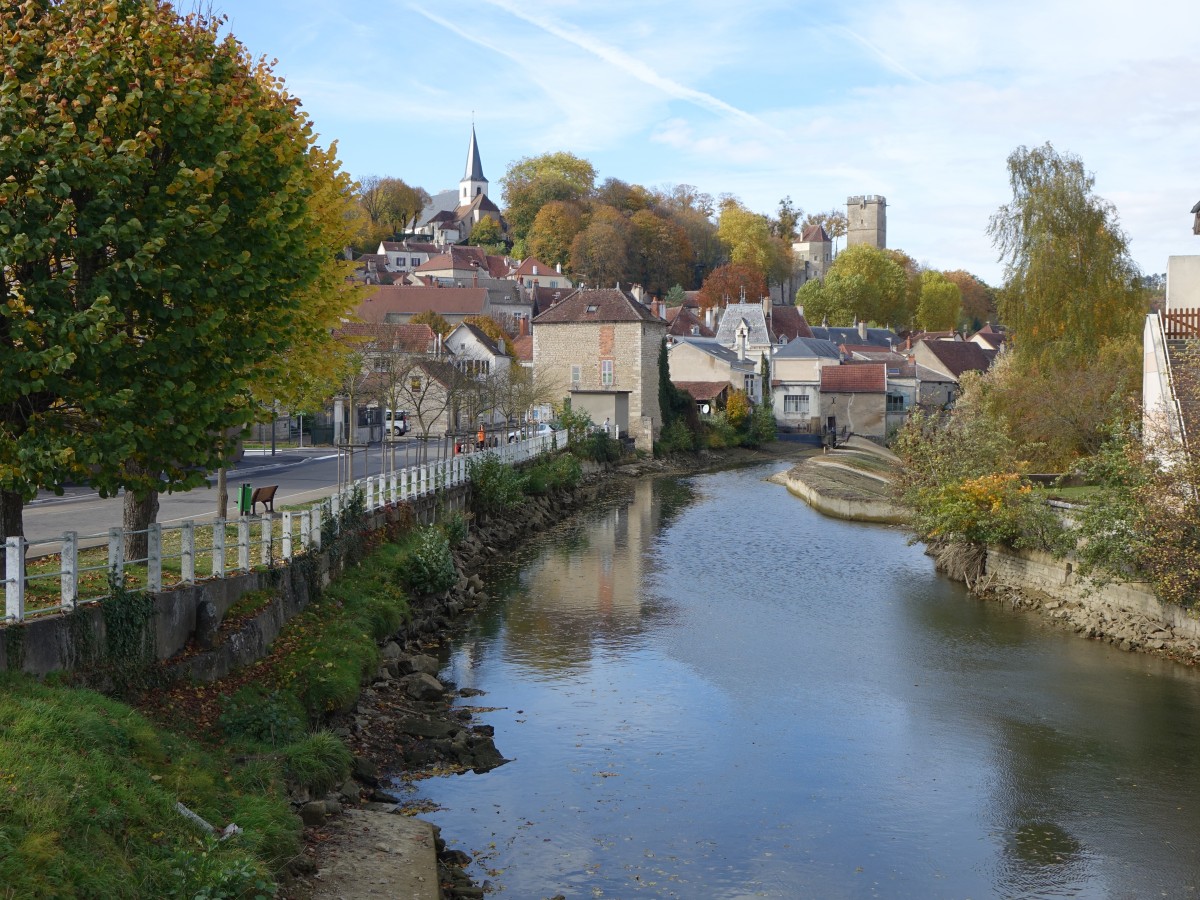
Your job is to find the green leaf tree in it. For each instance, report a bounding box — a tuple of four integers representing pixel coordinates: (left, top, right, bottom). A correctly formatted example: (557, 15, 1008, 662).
(823, 245, 909, 326)
(988, 143, 1142, 363)
(915, 271, 963, 331)
(527, 200, 585, 269)
(410, 310, 453, 337)
(0, 0, 355, 555)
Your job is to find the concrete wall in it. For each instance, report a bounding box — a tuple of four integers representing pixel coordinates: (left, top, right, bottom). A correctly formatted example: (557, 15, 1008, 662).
(985, 546, 1200, 643)
(0, 488, 468, 679)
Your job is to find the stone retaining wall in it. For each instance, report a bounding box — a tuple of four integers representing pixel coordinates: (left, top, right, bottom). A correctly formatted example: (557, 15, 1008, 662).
(981, 547, 1200, 660)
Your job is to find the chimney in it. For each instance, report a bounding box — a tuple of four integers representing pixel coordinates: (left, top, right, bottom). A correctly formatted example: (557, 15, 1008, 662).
(798, 304, 804, 317)
(556, 262, 562, 274)
(858, 320, 867, 341)
(651, 298, 660, 319)
(519, 316, 529, 337)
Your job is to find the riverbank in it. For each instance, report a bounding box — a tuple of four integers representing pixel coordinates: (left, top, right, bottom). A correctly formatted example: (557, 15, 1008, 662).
(769, 436, 908, 524)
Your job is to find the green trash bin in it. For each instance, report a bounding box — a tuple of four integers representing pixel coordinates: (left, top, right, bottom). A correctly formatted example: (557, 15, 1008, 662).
(237, 483, 252, 516)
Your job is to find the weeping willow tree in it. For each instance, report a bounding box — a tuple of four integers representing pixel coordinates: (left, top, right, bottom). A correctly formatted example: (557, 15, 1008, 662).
(988, 143, 1143, 364)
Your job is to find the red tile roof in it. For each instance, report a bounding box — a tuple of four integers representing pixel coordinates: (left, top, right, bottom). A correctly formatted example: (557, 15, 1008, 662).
(355, 285, 489, 321)
(798, 224, 831, 243)
(919, 339, 993, 378)
(674, 380, 730, 401)
(533, 288, 664, 325)
(821, 364, 886, 393)
(510, 334, 533, 361)
(770, 305, 813, 341)
(334, 321, 437, 353)
(667, 305, 715, 337)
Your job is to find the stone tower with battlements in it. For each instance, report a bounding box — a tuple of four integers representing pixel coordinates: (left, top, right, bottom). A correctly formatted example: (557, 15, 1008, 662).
(846, 195, 886, 249)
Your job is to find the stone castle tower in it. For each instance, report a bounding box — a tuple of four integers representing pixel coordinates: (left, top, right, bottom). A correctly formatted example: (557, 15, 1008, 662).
(846, 195, 886, 249)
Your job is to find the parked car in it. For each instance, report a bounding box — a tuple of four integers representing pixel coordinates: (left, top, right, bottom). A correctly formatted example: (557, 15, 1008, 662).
(385, 409, 408, 437)
(507, 422, 554, 443)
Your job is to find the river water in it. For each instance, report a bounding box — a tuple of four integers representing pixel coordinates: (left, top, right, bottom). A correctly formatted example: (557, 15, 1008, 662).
(407, 462, 1200, 898)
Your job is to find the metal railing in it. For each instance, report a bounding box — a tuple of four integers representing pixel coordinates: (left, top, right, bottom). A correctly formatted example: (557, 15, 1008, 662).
(3, 429, 568, 624)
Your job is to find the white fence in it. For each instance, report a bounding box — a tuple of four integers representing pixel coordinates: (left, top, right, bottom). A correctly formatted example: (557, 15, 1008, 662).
(3, 430, 568, 625)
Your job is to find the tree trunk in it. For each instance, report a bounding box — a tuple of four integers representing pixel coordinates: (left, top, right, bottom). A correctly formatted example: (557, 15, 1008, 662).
(216, 467, 228, 521)
(0, 488, 23, 583)
(123, 484, 160, 564)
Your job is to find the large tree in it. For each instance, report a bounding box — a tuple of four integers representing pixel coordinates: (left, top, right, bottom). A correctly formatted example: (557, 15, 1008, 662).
(356, 175, 429, 242)
(630, 209, 692, 297)
(527, 200, 585, 270)
(698, 263, 767, 312)
(988, 143, 1142, 362)
(717, 198, 791, 285)
(824, 245, 909, 326)
(943, 270, 997, 329)
(570, 206, 631, 287)
(915, 270, 963, 332)
(499, 151, 596, 243)
(0, 0, 354, 554)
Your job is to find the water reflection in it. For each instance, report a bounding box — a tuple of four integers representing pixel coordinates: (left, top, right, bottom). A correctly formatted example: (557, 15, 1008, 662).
(425, 463, 1200, 898)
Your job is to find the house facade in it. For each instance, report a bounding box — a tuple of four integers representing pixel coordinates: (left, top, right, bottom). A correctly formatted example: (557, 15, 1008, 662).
(769, 337, 841, 431)
(533, 288, 666, 450)
(668, 337, 762, 404)
(820, 364, 887, 440)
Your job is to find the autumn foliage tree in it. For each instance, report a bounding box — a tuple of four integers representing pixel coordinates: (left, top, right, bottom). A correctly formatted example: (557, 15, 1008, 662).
(698, 264, 767, 312)
(0, 0, 358, 550)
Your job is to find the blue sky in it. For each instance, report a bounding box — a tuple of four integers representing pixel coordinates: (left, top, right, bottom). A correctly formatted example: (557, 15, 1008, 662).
(222, 0, 1199, 285)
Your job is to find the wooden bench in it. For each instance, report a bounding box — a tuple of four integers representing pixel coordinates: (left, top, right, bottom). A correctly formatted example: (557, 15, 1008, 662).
(251, 485, 278, 514)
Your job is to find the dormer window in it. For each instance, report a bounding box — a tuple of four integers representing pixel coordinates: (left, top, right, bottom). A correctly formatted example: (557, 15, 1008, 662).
(586, 305, 599, 313)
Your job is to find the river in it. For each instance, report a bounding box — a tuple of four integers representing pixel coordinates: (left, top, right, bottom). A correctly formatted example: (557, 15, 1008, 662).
(402, 462, 1200, 898)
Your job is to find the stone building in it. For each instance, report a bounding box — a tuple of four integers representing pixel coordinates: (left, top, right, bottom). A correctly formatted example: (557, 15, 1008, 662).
(532, 287, 667, 451)
(846, 195, 886, 249)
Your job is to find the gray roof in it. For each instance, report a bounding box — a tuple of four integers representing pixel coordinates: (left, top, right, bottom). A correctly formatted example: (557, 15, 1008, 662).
(419, 188, 460, 225)
(463, 126, 487, 183)
(809, 325, 899, 349)
(714, 302, 773, 349)
(670, 337, 757, 369)
(772, 337, 840, 360)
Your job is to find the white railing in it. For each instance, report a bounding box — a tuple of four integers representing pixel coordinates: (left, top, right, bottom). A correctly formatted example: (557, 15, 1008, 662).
(3, 429, 568, 624)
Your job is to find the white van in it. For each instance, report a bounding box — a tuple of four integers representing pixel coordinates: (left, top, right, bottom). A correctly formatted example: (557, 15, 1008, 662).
(384, 409, 408, 437)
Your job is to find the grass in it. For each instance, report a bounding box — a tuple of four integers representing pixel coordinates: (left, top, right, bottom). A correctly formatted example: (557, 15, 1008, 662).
(0, 674, 297, 898)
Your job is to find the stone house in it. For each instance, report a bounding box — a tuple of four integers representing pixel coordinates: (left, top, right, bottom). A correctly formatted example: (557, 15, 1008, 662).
(792, 223, 833, 285)
(911, 339, 995, 404)
(820, 363, 888, 440)
(769, 337, 841, 431)
(667, 337, 761, 405)
(533, 287, 666, 450)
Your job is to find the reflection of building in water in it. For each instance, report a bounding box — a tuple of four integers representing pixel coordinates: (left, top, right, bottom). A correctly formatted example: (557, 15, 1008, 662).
(522, 478, 659, 626)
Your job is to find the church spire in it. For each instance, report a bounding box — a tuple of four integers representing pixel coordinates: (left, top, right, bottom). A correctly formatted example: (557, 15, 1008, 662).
(460, 125, 488, 203)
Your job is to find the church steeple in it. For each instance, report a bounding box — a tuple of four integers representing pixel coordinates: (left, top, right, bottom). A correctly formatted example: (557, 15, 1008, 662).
(460, 126, 488, 204)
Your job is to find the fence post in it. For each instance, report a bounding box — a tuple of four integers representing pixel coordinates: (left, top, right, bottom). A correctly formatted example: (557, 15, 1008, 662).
(312, 503, 323, 551)
(213, 520, 226, 577)
(181, 521, 195, 584)
(5, 536, 25, 624)
(300, 509, 311, 549)
(108, 527, 124, 585)
(261, 514, 273, 567)
(282, 512, 293, 561)
(237, 518, 250, 573)
(331, 493, 341, 534)
(147, 523, 162, 593)
(61, 531, 78, 611)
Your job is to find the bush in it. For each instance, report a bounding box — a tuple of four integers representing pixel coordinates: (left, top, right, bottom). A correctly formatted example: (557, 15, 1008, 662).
(656, 420, 697, 454)
(218, 686, 305, 747)
(523, 453, 583, 495)
(281, 730, 353, 796)
(573, 430, 621, 463)
(467, 454, 526, 517)
(397, 526, 457, 597)
(440, 510, 470, 547)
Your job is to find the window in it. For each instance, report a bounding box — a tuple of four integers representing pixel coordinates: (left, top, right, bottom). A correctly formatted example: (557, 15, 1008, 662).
(784, 395, 809, 414)
(601, 359, 614, 386)
(887, 393, 906, 413)
(411, 258, 420, 267)
(744, 374, 756, 394)
(571, 364, 582, 385)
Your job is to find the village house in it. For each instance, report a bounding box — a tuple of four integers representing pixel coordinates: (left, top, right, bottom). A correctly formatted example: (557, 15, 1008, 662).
(769, 336, 841, 431)
(911, 339, 995, 404)
(511, 257, 573, 290)
(532, 287, 666, 450)
(820, 363, 888, 441)
(667, 337, 761, 408)
(444, 322, 511, 378)
(354, 285, 493, 328)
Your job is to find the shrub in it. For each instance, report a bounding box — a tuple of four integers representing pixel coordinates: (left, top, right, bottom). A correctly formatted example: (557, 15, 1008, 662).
(440, 510, 470, 547)
(218, 687, 305, 747)
(656, 420, 697, 454)
(573, 430, 621, 463)
(397, 526, 457, 597)
(280, 730, 353, 796)
(523, 453, 583, 495)
(467, 454, 526, 518)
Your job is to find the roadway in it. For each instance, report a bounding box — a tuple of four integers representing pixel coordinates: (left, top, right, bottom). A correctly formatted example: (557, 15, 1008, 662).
(22, 437, 450, 550)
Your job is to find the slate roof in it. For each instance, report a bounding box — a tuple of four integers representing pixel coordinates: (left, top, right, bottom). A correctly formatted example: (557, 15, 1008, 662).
(533, 288, 664, 325)
(714, 302, 773, 348)
(670, 337, 758, 369)
(463, 125, 487, 183)
(810, 325, 900, 350)
(769, 304, 813, 342)
(380, 240, 439, 254)
(772, 337, 840, 360)
(918, 339, 993, 378)
(355, 285, 489, 321)
(821, 364, 886, 393)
